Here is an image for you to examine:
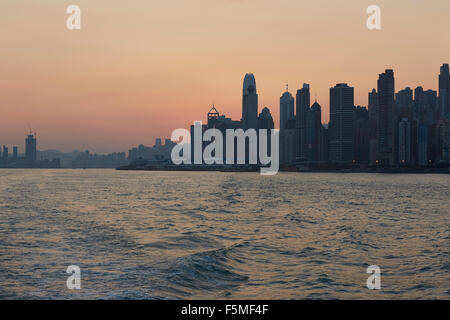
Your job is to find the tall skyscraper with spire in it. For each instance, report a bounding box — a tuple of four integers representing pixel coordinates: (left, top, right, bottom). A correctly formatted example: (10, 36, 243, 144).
(280, 83, 294, 131)
(242, 73, 258, 130)
(439, 63, 450, 118)
(296, 83, 310, 162)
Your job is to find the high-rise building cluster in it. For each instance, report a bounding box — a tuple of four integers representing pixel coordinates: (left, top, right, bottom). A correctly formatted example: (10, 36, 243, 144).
(279, 64, 450, 167)
(0, 132, 60, 168)
(71, 150, 128, 168)
(127, 138, 176, 163)
(189, 64, 450, 168)
(190, 74, 274, 165)
(278, 64, 450, 167)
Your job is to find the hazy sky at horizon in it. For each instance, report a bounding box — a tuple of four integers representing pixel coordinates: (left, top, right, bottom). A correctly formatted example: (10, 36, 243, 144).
(1, 0, 449, 153)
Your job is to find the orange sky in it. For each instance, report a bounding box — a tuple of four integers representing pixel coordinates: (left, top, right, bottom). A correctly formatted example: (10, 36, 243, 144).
(1, 0, 449, 153)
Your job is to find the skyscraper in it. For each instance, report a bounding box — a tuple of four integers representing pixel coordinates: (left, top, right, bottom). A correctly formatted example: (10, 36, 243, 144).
(280, 119, 296, 165)
(206, 106, 241, 164)
(439, 63, 450, 118)
(396, 87, 413, 120)
(320, 124, 329, 163)
(377, 69, 395, 165)
(296, 83, 310, 162)
(368, 89, 378, 123)
(354, 106, 370, 163)
(258, 107, 275, 160)
(329, 83, 354, 163)
(25, 133, 37, 163)
(242, 73, 258, 130)
(280, 85, 294, 131)
(306, 102, 321, 162)
(2, 146, 8, 160)
(397, 87, 413, 108)
(418, 125, 429, 166)
(258, 107, 274, 131)
(424, 90, 438, 110)
(368, 89, 378, 164)
(414, 86, 424, 104)
(398, 118, 411, 165)
(436, 119, 450, 163)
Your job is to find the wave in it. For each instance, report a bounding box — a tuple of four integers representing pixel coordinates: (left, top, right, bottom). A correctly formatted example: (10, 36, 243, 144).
(160, 243, 249, 298)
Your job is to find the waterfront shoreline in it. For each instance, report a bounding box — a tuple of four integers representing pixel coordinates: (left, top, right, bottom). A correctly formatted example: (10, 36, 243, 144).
(116, 165, 450, 174)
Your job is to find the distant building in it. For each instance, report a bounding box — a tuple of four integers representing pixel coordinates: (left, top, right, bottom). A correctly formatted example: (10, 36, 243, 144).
(377, 69, 396, 166)
(439, 119, 450, 163)
(206, 105, 241, 164)
(439, 63, 450, 118)
(397, 87, 413, 108)
(368, 89, 378, 164)
(369, 139, 378, 166)
(424, 89, 438, 112)
(242, 73, 258, 130)
(296, 83, 310, 162)
(354, 106, 369, 164)
(306, 102, 322, 162)
(418, 125, 429, 166)
(0, 132, 59, 168)
(280, 86, 295, 131)
(368, 89, 378, 122)
(397, 87, 413, 119)
(258, 107, 274, 158)
(398, 118, 411, 165)
(368, 89, 378, 138)
(128, 138, 174, 163)
(329, 83, 354, 163)
(72, 151, 127, 168)
(435, 119, 450, 163)
(320, 124, 329, 163)
(25, 133, 37, 163)
(207, 106, 241, 131)
(258, 107, 274, 131)
(280, 119, 296, 165)
(414, 86, 424, 105)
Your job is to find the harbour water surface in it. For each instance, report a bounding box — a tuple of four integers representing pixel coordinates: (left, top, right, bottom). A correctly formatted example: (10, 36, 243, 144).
(0, 169, 448, 299)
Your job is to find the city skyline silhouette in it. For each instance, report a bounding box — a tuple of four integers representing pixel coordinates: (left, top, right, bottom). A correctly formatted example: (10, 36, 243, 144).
(1, 0, 449, 304)
(1, 1, 450, 152)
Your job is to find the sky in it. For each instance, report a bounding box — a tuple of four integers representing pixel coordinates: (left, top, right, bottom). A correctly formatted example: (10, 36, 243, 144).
(1, 0, 449, 153)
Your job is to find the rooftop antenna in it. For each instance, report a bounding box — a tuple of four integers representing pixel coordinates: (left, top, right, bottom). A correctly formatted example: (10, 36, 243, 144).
(286, 81, 289, 92)
(27, 124, 36, 137)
